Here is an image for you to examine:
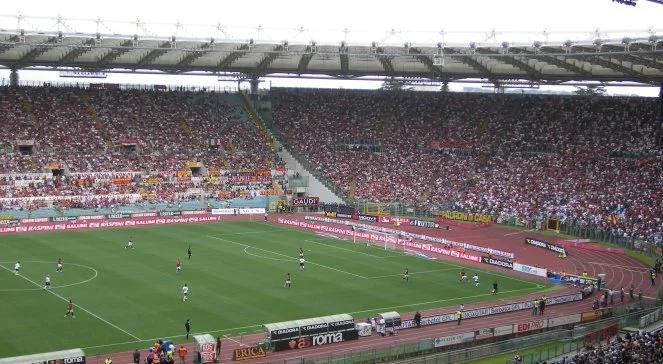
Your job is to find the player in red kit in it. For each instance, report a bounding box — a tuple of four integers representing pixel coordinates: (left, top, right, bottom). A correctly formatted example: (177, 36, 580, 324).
(176, 258, 182, 273)
(56, 257, 63, 272)
(65, 299, 75, 318)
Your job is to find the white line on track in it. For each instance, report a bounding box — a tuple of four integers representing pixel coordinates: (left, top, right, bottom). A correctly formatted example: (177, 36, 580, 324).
(207, 235, 368, 279)
(223, 334, 246, 347)
(0, 263, 142, 341)
(81, 324, 264, 351)
(587, 262, 651, 272)
(503, 229, 535, 237)
(349, 286, 541, 315)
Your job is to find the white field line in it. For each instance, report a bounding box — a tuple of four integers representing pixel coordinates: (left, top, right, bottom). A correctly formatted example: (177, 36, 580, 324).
(366, 268, 459, 279)
(0, 260, 98, 292)
(243, 246, 292, 262)
(78, 285, 543, 352)
(259, 222, 540, 288)
(206, 235, 368, 279)
(0, 263, 141, 341)
(304, 239, 403, 259)
(587, 262, 651, 272)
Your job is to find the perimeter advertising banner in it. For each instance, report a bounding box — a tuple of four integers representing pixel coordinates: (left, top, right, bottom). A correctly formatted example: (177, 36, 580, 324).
(437, 211, 494, 224)
(514, 319, 548, 333)
(525, 237, 567, 256)
(399, 292, 583, 329)
(548, 314, 581, 328)
(433, 332, 475, 347)
(481, 256, 514, 270)
(233, 346, 267, 361)
(292, 197, 320, 207)
(513, 262, 548, 277)
(272, 330, 359, 352)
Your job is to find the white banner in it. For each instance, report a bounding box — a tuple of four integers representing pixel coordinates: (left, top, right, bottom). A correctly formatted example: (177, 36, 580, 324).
(356, 323, 372, 337)
(474, 328, 494, 340)
(494, 324, 514, 337)
(640, 308, 663, 328)
(514, 319, 548, 333)
(433, 332, 474, 347)
(239, 208, 266, 214)
(398, 292, 583, 329)
(211, 208, 236, 215)
(548, 314, 581, 328)
(513, 262, 548, 277)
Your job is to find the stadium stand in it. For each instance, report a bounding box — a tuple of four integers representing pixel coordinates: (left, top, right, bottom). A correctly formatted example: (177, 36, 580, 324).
(550, 329, 663, 363)
(0, 86, 285, 213)
(271, 89, 663, 244)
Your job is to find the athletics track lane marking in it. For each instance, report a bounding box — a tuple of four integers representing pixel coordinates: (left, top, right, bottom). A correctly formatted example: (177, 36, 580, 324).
(0, 263, 142, 341)
(207, 235, 369, 279)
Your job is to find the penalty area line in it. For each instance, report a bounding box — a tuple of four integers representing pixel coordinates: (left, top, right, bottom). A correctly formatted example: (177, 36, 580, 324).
(207, 235, 369, 279)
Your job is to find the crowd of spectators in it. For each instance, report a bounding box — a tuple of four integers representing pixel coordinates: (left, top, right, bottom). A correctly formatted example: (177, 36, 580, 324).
(0, 86, 280, 173)
(0, 86, 284, 211)
(271, 89, 662, 243)
(550, 330, 663, 364)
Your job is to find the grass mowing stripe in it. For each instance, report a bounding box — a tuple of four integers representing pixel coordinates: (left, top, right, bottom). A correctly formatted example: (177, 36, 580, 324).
(0, 263, 141, 341)
(207, 235, 369, 279)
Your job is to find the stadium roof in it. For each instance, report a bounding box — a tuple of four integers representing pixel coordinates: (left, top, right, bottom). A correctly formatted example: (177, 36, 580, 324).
(1, 29, 662, 86)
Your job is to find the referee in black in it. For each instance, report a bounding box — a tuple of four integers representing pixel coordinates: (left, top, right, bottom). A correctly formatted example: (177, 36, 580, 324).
(185, 319, 191, 340)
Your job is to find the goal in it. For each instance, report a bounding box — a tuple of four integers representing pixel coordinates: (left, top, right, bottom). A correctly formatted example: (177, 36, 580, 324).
(352, 226, 403, 251)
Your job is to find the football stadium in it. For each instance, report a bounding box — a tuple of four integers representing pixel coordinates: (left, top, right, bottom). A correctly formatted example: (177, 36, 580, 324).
(1, 1, 663, 363)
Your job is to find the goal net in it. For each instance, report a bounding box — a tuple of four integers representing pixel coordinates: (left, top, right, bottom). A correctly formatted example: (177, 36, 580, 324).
(352, 226, 404, 252)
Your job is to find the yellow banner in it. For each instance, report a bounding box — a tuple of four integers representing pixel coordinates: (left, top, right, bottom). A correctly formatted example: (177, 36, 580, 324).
(438, 211, 493, 223)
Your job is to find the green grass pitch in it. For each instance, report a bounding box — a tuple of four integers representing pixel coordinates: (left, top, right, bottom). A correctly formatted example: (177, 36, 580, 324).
(0, 221, 546, 357)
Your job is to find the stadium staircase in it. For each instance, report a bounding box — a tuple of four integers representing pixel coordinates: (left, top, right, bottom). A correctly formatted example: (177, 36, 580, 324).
(240, 93, 346, 204)
(17, 89, 40, 131)
(239, 92, 278, 164)
(80, 92, 113, 149)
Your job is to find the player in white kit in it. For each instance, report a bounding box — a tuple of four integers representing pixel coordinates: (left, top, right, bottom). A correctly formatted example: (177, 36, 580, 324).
(182, 284, 189, 302)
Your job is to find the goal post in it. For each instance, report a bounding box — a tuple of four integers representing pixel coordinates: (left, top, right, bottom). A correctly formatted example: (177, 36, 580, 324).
(353, 226, 403, 252)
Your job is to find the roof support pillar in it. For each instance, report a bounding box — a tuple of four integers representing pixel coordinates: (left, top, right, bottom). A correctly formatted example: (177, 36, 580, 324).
(10, 68, 19, 87)
(250, 78, 260, 94)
